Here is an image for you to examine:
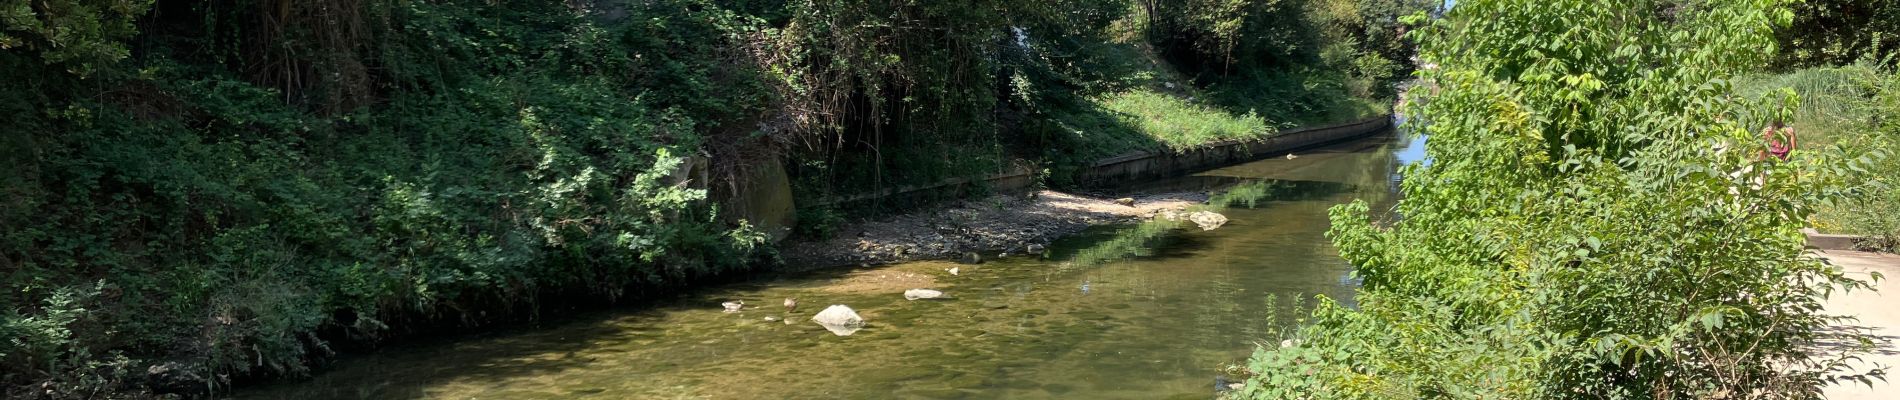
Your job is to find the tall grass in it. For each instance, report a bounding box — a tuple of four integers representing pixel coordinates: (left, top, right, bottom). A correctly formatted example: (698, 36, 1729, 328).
(1737, 64, 1900, 250)
(1734, 65, 1881, 147)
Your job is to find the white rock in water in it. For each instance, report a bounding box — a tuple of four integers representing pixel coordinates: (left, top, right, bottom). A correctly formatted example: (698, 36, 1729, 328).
(721, 301, 744, 313)
(948, 267, 960, 276)
(1188, 211, 1228, 231)
(904, 289, 946, 300)
(810, 305, 865, 336)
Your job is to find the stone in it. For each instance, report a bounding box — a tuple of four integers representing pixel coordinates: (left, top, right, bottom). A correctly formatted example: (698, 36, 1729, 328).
(721, 301, 744, 313)
(1115, 197, 1136, 207)
(948, 267, 960, 276)
(1187, 211, 1228, 231)
(810, 305, 865, 336)
(763, 316, 779, 322)
(1025, 243, 1045, 253)
(959, 252, 983, 264)
(904, 289, 946, 300)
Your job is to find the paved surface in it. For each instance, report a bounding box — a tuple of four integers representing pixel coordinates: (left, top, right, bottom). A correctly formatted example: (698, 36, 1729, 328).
(1818, 250, 1900, 400)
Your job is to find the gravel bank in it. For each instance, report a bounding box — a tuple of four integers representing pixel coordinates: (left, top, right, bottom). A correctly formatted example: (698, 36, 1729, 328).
(781, 190, 1207, 268)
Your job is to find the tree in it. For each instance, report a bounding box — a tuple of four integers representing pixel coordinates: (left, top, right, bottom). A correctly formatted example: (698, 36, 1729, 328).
(1775, 0, 1900, 68)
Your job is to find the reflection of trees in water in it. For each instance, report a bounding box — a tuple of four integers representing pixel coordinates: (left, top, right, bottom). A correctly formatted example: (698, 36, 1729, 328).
(1340, 135, 1410, 214)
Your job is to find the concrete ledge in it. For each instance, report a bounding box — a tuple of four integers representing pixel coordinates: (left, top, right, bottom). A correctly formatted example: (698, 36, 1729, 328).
(1075, 115, 1392, 186)
(1806, 228, 1874, 251)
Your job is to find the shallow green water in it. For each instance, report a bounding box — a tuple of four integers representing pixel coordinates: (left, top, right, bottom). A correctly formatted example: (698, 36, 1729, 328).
(239, 131, 1418, 400)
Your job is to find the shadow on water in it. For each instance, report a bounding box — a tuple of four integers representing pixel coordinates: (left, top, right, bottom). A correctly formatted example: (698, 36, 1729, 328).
(235, 130, 1421, 400)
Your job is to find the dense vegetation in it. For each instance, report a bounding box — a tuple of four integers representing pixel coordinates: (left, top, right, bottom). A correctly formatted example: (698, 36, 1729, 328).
(1238, 0, 1885, 398)
(0, 0, 1429, 397)
(1738, 0, 1900, 250)
(1735, 64, 1900, 251)
(1773, 0, 1898, 69)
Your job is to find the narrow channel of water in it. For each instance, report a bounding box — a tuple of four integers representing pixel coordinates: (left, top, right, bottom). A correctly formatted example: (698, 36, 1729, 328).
(240, 130, 1422, 400)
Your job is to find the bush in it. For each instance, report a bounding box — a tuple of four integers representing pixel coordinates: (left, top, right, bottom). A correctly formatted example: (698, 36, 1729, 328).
(1237, 0, 1883, 398)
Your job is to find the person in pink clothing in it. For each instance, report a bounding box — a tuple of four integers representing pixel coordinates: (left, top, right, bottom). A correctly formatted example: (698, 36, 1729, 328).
(1762, 121, 1795, 160)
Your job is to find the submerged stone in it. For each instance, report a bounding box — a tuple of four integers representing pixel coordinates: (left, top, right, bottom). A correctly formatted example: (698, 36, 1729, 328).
(904, 289, 946, 300)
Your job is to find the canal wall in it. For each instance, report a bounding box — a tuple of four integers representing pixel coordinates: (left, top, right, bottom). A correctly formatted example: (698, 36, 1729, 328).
(1074, 115, 1392, 185)
(805, 114, 1394, 209)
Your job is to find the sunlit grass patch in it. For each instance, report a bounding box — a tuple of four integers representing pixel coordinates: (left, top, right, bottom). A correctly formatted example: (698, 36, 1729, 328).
(1096, 89, 1271, 151)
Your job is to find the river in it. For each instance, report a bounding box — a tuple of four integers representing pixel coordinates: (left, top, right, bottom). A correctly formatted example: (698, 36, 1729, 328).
(239, 129, 1423, 399)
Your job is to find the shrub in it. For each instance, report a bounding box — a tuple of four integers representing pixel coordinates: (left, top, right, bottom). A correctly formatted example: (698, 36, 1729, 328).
(1237, 0, 1884, 398)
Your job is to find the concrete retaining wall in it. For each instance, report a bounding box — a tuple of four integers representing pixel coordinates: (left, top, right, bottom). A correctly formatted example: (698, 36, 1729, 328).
(807, 114, 1394, 208)
(1074, 115, 1392, 185)
(1805, 228, 1880, 251)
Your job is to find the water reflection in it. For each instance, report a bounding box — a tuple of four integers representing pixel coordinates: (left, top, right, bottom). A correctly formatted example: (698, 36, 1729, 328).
(238, 131, 1417, 400)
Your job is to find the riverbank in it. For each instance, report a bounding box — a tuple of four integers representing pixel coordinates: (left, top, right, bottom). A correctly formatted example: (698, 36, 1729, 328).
(780, 114, 1394, 269)
(234, 130, 1416, 400)
(782, 190, 1209, 268)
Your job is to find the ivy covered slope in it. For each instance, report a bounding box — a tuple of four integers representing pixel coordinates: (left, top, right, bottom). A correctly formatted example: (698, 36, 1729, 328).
(1, 1, 786, 397)
(1240, 0, 1882, 399)
(0, 0, 1431, 397)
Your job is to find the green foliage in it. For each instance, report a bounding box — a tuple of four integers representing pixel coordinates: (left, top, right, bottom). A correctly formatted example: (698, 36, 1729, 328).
(1733, 64, 1900, 252)
(0, 0, 1420, 396)
(1735, 65, 1882, 145)
(1141, 0, 1434, 92)
(0, 0, 151, 74)
(1774, 0, 1900, 68)
(1808, 68, 1900, 251)
(2, 0, 778, 396)
(1239, 0, 1882, 398)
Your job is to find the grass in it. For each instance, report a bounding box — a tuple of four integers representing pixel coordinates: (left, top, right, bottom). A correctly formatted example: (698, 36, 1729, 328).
(1033, 39, 1392, 164)
(1096, 89, 1270, 150)
(1733, 65, 1881, 147)
(1737, 64, 1900, 250)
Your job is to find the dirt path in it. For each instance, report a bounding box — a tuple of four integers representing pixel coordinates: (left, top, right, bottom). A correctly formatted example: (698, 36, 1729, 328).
(1817, 250, 1900, 400)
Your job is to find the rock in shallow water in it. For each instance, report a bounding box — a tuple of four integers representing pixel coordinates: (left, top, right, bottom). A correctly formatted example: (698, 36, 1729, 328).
(1187, 211, 1228, 231)
(810, 305, 865, 336)
(903, 289, 946, 300)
